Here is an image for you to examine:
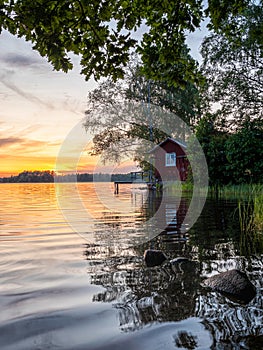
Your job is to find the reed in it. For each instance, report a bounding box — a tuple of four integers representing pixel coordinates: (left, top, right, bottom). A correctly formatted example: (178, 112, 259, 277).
(237, 191, 263, 256)
(254, 193, 263, 232)
(163, 181, 210, 196)
(216, 183, 263, 200)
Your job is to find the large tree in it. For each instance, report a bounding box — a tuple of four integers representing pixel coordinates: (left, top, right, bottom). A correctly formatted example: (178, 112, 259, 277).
(225, 120, 263, 184)
(193, 114, 230, 187)
(84, 63, 200, 163)
(200, 2, 263, 128)
(0, 0, 254, 86)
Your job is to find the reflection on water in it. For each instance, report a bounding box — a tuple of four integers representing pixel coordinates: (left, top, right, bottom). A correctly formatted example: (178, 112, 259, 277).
(85, 241, 262, 348)
(0, 183, 262, 349)
(84, 187, 263, 348)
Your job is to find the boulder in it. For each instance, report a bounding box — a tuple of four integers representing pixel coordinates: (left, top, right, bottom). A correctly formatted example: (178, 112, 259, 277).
(144, 249, 168, 267)
(203, 269, 256, 304)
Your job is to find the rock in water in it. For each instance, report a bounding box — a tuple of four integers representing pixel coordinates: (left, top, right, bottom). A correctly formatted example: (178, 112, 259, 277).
(204, 269, 256, 304)
(144, 250, 167, 267)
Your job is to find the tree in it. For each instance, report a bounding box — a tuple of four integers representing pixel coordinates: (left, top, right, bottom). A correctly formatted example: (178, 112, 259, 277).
(0, 170, 55, 182)
(193, 2, 262, 186)
(200, 2, 263, 128)
(225, 120, 263, 184)
(194, 114, 230, 187)
(84, 64, 200, 164)
(0, 0, 254, 85)
(195, 117, 263, 186)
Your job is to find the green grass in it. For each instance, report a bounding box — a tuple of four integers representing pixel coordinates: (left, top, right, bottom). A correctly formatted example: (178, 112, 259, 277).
(161, 182, 263, 256)
(254, 193, 263, 232)
(215, 183, 263, 199)
(163, 181, 209, 195)
(235, 186, 263, 256)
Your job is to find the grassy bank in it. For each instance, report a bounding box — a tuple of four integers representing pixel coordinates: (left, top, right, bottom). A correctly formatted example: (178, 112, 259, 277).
(216, 184, 263, 255)
(215, 183, 263, 199)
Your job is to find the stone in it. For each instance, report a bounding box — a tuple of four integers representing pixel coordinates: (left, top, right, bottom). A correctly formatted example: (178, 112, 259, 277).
(203, 269, 256, 304)
(144, 249, 168, 267)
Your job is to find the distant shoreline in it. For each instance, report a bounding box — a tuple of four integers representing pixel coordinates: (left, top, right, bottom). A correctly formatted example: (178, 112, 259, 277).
(0, 170, 132, 183)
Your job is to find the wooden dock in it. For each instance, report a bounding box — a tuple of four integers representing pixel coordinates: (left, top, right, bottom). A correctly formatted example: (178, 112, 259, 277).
(114, 180, 146, 194)
(114, 171, 153, 194)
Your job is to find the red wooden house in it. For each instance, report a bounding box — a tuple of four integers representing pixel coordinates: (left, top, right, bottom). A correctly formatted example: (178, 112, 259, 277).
(150, 137, 189, 182)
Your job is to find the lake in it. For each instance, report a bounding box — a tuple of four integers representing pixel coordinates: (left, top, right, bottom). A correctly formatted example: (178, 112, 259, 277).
(0, 183, 262, 349)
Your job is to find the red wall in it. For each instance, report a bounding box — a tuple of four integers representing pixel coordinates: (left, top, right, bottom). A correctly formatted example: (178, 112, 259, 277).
(153, 140, 189, 181)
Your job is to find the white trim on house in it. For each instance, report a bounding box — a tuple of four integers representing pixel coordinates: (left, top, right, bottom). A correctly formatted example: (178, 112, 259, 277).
(149, 137, 187, 153)
(165, 152, 176, 166)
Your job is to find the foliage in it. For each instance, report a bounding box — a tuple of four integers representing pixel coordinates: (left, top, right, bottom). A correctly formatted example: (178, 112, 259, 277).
(195, 117, 263, 186)
(237, 189, 263, 256)
(194, 114, 230, 186)
(196, 115, 263, 187)
(125, 63, 201, 127)
(200, 2, 263, 127)
(254, 193, 263, 232)
(0, 0, 255, 85)
(216, 184, 263, 199)
(226, 120, 263, 184)
(84, 64, 200, 164)
(0, 170, 55, 183)
(0, 171, 132, 183)
(198, 3, 263, 186)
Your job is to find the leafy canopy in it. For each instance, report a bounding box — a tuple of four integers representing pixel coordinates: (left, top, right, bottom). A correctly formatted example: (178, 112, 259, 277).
(84, 62, 200, 163)
(200, 1, 263, 127)
(226, 120, 263, 184)
(0, 0, 254, 85)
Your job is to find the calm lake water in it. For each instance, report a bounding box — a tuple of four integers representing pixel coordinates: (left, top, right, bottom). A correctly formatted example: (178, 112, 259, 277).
(0, 183, 262, 349)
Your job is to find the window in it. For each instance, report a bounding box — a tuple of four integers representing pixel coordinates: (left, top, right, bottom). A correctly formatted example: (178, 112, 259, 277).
(165, 152, 176, 166)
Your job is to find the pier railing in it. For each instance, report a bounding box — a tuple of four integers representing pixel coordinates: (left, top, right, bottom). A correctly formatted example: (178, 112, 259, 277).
(114, 171, 151, 194)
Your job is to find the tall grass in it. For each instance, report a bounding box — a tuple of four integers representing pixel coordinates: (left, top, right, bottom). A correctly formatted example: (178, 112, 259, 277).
(216, 183, 263, 200)
(207, 183, 263, 256)
(254, 193, 263, 232)
(163, 181, 209, 196)
(235, 186, 263, 256)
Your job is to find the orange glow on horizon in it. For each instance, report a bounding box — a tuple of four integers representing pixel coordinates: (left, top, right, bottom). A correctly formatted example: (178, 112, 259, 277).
(0, 154, 97, 177)
(0, 136, 138, 178)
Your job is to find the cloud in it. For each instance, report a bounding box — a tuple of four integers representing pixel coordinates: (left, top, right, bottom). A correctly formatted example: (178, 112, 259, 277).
(0, 130, 60, 152)
(0, 137, 23, 147)
(22, 139, 51, 150)
(0, 53, 43, 68)
(0, 136, 48, 151)
(0, 70, 55, 110)
(0, 69, 83, 115)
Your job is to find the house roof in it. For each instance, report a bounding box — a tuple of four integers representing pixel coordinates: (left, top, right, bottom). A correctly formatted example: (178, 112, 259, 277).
(149, 137, 187, 153)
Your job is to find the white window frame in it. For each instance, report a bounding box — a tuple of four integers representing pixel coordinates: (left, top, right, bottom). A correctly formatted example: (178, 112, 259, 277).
(165, 152, 176, 167)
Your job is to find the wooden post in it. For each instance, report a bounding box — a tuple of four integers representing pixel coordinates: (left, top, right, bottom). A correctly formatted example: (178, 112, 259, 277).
(114, 182, 119, 194)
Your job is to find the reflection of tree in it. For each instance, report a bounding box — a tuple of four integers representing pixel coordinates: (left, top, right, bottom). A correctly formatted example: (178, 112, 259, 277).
(83, 194, 262, 347)
(190, 198, 263, 260)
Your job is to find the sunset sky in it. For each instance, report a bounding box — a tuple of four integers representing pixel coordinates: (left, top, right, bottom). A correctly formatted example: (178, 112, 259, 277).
(0, 30, 97, 177)
(0, 28, 204, 177)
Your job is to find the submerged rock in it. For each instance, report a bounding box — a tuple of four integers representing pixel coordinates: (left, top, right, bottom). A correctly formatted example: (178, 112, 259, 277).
(203, 269, 256, 304)
(144, 249, 168, 267)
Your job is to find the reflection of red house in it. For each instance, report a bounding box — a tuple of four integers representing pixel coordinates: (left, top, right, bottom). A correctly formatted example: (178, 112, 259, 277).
(150, 138, 189, 182)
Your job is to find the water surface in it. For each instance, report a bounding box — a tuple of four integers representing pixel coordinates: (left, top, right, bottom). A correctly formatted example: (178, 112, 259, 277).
(0, 183, 262, 349)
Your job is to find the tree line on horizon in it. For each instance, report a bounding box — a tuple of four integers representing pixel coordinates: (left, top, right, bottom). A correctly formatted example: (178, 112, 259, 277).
(0, 171, 132, 183)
